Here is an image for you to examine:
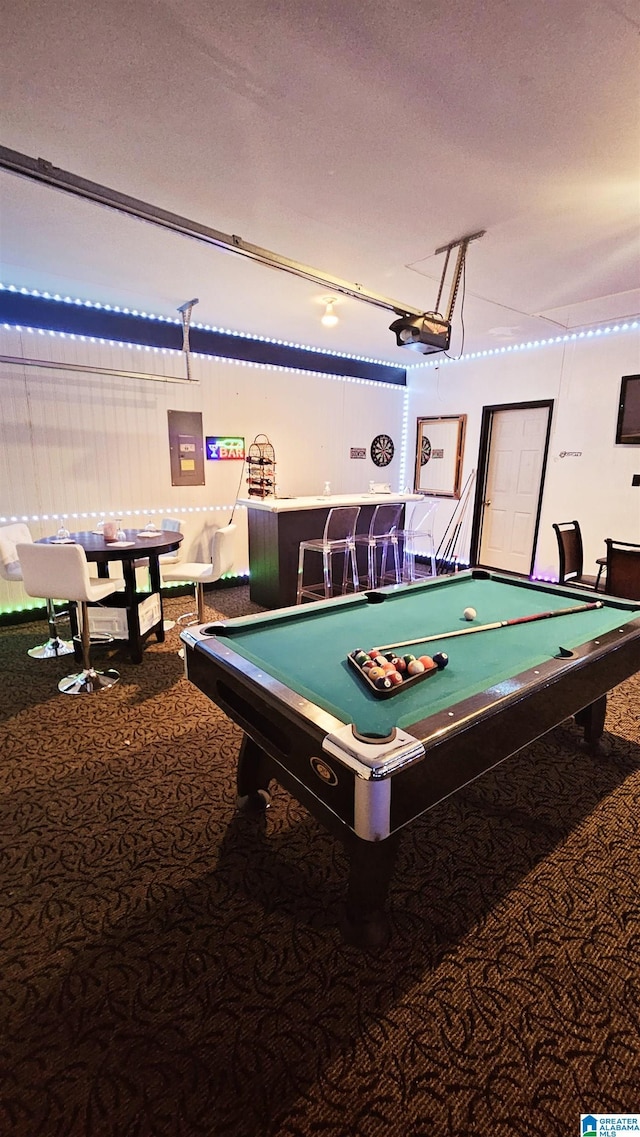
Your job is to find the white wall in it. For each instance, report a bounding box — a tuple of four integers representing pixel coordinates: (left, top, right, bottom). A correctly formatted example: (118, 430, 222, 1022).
(3, 320, 638, 615)
(0, 326, 410, 612)
(407, 327, 640, 578)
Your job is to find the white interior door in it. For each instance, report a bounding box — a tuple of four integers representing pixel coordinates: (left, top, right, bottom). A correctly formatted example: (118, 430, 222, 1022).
(478, 406, 549, 574)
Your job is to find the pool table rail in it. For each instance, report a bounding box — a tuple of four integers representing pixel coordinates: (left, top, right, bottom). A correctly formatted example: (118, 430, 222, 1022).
(183, 605, 640, 787)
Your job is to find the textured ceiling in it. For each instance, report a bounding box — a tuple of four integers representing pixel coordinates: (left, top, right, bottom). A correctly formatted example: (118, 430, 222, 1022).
(1, 0, 639, 363)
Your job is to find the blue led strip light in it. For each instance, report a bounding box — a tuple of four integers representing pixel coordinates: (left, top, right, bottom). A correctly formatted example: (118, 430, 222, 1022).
(0, 284, 407, 385)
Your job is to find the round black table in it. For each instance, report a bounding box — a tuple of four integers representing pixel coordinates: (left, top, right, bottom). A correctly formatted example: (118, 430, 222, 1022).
(37, 528, 183, 663)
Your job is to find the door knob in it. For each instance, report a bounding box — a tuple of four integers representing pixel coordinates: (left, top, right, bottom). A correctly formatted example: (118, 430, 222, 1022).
(483, 499, 491, 506)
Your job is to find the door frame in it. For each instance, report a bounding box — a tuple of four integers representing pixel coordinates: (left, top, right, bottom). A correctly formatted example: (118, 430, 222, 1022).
(470, 399, 554, 574)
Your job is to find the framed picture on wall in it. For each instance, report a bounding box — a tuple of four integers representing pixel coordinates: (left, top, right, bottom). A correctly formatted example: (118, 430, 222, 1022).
(414, 415, 466, 498)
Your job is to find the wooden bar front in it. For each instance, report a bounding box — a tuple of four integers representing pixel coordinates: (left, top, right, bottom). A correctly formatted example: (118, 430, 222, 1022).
(238, 493, 423, 609)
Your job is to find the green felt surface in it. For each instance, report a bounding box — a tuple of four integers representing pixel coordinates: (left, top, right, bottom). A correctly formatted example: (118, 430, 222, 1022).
(214, 575, 639, 737)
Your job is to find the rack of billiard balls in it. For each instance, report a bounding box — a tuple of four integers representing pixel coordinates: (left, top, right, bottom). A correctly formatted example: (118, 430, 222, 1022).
(348, 646, 449, 698)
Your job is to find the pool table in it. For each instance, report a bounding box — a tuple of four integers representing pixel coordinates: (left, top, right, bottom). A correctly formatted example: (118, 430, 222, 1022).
(180, 570, 640, 948)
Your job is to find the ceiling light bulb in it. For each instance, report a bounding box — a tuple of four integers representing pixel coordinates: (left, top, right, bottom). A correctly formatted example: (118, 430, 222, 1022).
(321, 298, 338, 328)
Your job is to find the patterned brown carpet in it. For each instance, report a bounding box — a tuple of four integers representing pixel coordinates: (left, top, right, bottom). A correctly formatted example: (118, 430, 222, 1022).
(1, 586, 639, 1137)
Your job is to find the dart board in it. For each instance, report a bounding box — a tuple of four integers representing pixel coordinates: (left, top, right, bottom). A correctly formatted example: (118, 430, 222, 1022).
(370, 434, 394, 467)
(420, 436, 432, 465)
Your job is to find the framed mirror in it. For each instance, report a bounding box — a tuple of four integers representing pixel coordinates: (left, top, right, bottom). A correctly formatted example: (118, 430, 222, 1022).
(414, 415, 466, 498)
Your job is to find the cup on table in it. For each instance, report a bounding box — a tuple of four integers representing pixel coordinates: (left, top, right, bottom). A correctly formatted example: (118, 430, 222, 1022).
(103, 520, 118, 541)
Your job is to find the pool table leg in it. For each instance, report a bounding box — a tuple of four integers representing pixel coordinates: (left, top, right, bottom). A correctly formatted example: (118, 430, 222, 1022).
(235, 735, 400, 949)
(236, 735, 272, 811)
(341, 832, 401, 951)
(574, 694, 607, 750)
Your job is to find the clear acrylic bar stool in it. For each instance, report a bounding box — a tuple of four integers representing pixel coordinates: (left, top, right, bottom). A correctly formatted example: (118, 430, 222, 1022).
(355, 502, 404, 589)
(296, 506, 361, 603)
(401, 501, 438, 581)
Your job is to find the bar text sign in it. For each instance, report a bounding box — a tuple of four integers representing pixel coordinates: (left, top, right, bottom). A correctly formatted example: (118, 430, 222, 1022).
(206, 436, 245, 460)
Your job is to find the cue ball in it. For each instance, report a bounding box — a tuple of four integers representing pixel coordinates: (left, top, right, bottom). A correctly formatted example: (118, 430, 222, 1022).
(463, 607, 477, 621)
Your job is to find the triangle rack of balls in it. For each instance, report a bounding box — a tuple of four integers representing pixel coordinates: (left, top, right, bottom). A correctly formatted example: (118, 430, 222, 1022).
(348, 647, 448, 699)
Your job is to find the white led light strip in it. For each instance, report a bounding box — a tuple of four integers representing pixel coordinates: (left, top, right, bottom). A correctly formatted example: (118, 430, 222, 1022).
(0, 505, 241, 526)
(0, 281, 400, 368)
(0, 504, 250, 615)
(1, 323, 404, 390)
(411, 320, 640, 368)
(3, 281, 637, 371)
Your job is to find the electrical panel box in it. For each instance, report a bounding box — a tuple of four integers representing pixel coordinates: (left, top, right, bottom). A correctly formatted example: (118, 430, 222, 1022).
(168, 410, 205, 486)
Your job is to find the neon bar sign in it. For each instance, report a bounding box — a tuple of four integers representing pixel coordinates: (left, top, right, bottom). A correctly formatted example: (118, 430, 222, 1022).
(205, 436, 245, 460)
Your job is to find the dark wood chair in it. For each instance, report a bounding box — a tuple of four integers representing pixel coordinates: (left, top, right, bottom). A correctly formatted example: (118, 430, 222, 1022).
(552, 520, 606, 590)
(604, 539, 640, 600)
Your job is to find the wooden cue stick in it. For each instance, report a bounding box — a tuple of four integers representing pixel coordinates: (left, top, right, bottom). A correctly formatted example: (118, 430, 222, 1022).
(374, 600, 604, 653)
(441, 482, 473, 569)
(435, 468, 476, 566)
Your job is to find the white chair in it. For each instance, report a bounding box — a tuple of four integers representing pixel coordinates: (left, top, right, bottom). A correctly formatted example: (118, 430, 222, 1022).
(161, 523, 236, 624)
(401, 501, 438, 581)
(0, 522, 75, 659)
(296, 506, 361, 603)
(354, 502, 404, 589)
(158, 518, 183, 561)
(16, 542, 120, 694)
(133, 517, 182, 577)
(134, 518, 182, 568)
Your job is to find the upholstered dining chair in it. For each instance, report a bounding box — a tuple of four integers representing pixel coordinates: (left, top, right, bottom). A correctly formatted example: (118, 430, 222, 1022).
(16, 542, 120, 694)
(161, 523, 236, 624)
(0, 522, 75, 659)
(296, 506, 361, 603)
(603, 539, 640, 600)
(552, 520, 606, 590)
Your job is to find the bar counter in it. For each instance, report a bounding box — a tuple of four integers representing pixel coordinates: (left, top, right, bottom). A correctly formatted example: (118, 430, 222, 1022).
(237, 492, 423, 608)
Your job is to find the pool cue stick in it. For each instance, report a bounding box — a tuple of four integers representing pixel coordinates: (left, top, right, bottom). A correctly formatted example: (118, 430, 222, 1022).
(442, 471, 475, 569)
(373, 600, 604, 654)
(456, 496, 476, 570)
(434, 474, 470, 561)
(438, 512, 464, 573)
(435, 469, 476, 572)
(435, 485, 467, 565)
(438, 467, 474, 547)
